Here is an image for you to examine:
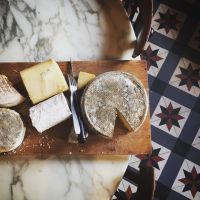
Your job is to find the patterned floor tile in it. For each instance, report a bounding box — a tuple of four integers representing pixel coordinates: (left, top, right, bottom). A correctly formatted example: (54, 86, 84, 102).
(114, 1, 200, 200)
(112, 179, 137, 200)
(152, 4, 186, 40)
(129, 141, 171, 181)
(169, 57, 200, 97)
(192, 128, 200, 151)
(172, 159, 200, 200)
(141, 42, 169, 77)
(188, 22, 200, 52)
(151, 96, 191, 138)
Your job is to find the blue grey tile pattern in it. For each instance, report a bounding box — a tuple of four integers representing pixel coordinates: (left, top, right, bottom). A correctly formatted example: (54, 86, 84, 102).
(113, 0, 200, 199)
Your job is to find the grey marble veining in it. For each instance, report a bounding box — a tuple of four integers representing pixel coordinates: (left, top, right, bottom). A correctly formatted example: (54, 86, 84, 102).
(0, 0, 136, 199)
(0, 155, 129, 200)
(0, 0, 136, 62)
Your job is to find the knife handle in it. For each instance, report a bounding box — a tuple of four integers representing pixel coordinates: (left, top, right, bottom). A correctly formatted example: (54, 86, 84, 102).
(70, 94, 81, 135)
(78, 116, 86, 143)
(73, 93, 87, 143)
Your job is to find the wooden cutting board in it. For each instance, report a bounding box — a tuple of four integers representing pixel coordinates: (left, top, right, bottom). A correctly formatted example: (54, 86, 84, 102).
(0, 60, 151, 157)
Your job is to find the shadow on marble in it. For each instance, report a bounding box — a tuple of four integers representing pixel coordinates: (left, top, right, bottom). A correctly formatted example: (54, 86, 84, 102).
(97, 0, 136, 59)
(0, 154, 129, 162)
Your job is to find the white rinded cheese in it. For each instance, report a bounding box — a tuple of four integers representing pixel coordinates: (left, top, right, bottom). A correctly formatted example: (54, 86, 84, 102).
(0, 75, 25, 107)
(0, 108, 26, 153)
(29, 93, 71, 133)
(20, 59, 68, 104)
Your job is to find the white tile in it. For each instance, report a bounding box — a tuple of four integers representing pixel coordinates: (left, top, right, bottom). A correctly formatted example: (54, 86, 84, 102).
(169, 57, 200, 97)
(142, 42, 169, 77)
(121, 179, 137, 193)
(192, 128, 200, 150)
(162, 97, 190, 113)
(151, 96, 167, 123)
(117, 179, 125, 192)
(152, 4, 186, 39)
(152, 141, 170, 154)
(116, 178, 137, 199)
(154, 151, 171, 180)
(129, 142, 171, 180)
(172, 159, 200, 199)
(151, 96, 191, 137)
(112, 195, 117, 200)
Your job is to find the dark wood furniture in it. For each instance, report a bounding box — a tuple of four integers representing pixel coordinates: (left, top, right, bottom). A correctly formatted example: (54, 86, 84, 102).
(122, 0, 153, 58)
(126, 166, 155, 200)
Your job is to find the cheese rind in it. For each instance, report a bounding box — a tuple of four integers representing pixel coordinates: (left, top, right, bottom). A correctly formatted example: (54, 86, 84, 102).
(20, 59, 68, 104)
(81, 71, 148, 139)
(0, 108, 26, 153)
(77, 71, 95, 90)
(0, 75, 25, 107)
(29, 93, 71, 133)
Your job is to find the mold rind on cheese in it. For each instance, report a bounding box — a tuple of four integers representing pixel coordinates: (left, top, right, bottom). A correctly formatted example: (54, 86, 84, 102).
(29, 93, 71, 133)
(0, 74, 25, 107)
(81, 71, 148, 139)
(0, 108, 26, 153)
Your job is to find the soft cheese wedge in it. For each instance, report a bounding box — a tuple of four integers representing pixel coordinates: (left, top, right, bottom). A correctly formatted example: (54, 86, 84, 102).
(0, 75, 25, 107)
(77, 71, 96, 90)
(20, 59, 68, 104)
(29, 93, 71, 133)
(0, 108, 26, 153)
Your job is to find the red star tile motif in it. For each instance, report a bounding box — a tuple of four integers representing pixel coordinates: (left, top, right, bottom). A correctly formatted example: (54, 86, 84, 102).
(156, 102, 184, 131)
(113, 185, 135, 200)
(155, 9, 181, 34)
(141, 45, 163, 70)
(136, 148, 164, 170)
(179, 166, 200, 198)
(176, 64, 200, 91)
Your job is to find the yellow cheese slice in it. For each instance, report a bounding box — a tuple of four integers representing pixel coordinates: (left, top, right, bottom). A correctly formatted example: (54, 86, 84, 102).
(20, 59, 68, 104)
(77, 71, 96, 90)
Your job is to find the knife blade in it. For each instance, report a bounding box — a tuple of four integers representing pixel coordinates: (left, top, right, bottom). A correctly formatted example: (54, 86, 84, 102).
(67, 60, 87, 143)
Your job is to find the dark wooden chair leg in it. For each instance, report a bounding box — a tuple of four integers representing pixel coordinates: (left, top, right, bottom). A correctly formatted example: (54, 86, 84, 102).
(135, 166, 155, 200)
(122, 0, 153, 58)
(123, 166, 155, 200)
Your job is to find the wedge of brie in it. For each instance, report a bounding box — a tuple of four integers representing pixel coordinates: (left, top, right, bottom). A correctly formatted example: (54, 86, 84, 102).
(29, 93, 71, 133)
(0, 75, 25, 107)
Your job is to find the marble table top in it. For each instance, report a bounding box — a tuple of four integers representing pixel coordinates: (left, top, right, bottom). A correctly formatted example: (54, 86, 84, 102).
(0, 0, 136, 199)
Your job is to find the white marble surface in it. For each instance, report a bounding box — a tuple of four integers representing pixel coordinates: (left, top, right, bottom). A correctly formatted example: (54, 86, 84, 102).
(0, 0, 136, 62)
(0, 0, 136, 199)
(0, 155, 130, 200)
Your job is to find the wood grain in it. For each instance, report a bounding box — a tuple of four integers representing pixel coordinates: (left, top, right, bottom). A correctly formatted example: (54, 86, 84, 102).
(0, 60, 152, 157)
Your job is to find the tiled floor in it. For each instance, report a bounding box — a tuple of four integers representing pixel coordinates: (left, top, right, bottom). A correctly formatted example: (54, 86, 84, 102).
(113, 0, 200, 199)
(129, 141, 171, 181)
(171, 159, 200, 200)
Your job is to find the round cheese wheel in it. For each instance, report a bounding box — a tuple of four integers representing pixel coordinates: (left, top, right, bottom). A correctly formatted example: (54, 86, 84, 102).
(0, 108, 26, 153)
(81, 71, 148, 139)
